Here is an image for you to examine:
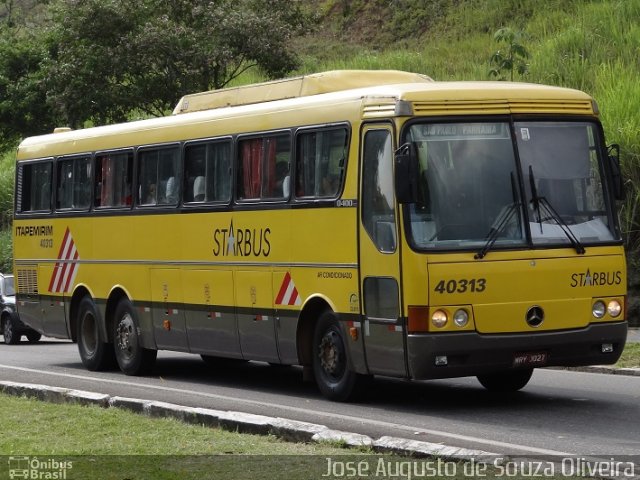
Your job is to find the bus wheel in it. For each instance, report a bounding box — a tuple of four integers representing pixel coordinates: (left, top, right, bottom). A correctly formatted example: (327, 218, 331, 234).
(477, 368, 533, 392)
(312, 310, 366, 402)
(113, 298, 157, 375)
(77, 296, 116, 371)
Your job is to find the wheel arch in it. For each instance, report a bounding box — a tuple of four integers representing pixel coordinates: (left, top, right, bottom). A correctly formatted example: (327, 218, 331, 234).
(69, 284, 133, 344)
(296, 294, 333, 367)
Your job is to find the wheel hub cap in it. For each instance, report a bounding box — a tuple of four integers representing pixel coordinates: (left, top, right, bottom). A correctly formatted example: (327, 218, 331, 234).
(319, 332, 340, 374)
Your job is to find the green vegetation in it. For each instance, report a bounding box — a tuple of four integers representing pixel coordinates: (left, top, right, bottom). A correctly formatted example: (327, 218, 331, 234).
(616, 343, 640, 369)
(0, 393, 342, 455)
(0, 392, 367, 479)
(0, 149, 13, 272)
(0, 392, 584, 479)
(488, 27, 530, 81)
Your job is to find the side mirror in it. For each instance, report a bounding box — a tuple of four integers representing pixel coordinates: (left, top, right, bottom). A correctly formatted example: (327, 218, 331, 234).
(395, 143, 419, 204)
(607, 144, 624, 201)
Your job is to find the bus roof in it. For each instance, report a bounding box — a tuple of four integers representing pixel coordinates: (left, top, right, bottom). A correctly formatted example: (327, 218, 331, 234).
(17, 72, 596, 160)
(171, 70, 434, 114)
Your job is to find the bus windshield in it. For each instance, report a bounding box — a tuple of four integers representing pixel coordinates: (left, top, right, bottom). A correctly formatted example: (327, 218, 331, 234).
(405, 120, 616, 251)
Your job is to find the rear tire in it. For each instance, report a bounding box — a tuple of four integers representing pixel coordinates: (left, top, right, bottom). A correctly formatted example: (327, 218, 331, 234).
(2, 316, 20, 345)
(77, 296, 116, 370)
(26, 332, 42, 343)
(477, 368, 533, 392)
(312, 310, 367, 401)
(113, 298, 156, 375)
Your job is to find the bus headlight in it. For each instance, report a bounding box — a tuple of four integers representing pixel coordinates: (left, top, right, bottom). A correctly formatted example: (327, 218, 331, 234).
(431, 310, 448, 328)
(453, 309, 469, 328)
(607, 300, 622, 318)
(592, 301, 606, 319)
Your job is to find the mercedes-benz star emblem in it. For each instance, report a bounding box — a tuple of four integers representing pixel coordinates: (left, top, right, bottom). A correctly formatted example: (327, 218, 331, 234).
(525, 306, 544, 327)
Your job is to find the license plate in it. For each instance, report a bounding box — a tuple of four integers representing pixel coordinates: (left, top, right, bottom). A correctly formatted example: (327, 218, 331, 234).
(513, 351, 548, 367)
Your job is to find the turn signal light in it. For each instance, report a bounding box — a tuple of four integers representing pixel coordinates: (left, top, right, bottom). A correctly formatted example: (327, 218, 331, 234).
(408, 306, 430, 333)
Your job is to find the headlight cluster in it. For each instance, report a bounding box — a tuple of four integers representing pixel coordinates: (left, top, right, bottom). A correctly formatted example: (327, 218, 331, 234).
(431, 308, 470, 329)
(592, 299, 622, 319)
(408, 305, 473, 333)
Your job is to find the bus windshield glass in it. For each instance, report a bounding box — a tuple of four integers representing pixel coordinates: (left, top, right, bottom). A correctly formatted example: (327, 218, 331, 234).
(405, 120, 616, 251)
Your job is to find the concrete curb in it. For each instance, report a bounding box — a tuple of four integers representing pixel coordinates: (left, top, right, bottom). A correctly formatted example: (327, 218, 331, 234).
(554, 365, 640, 376)
(0, 380, 498, 461)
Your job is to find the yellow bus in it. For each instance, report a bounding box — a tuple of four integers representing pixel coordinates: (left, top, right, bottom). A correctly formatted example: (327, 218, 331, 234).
(12, 70, 627, 401)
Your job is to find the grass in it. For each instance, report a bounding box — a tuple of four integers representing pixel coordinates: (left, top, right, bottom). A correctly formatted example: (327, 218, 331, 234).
(0, 392, 585, 480)
(0, 393, 347, 456)
(0, 392, 378, 479)
(615, 342, 640, 368)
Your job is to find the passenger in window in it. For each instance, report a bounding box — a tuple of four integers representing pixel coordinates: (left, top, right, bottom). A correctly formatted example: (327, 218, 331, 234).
(165, 176, 178, 204)
(321, 173, 339, 196)
(143, 183, 156, 204)
(193, 176, 205, 202)
(274, 162, 290, 198)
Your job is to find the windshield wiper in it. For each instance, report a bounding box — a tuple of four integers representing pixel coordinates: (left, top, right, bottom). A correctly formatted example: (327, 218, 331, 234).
(475, 172, 521, 260)
(528, 166, 586, 255)
(475, 202, 520, 260)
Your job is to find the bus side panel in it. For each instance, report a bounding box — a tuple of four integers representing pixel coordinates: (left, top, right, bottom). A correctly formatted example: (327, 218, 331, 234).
(38, 264, 69, 338)
(149, 268, 189, 351)
(272, 270, 299, 365)
(235, 270, 279, 362)
(14, 296, 43, 335)
(184, 269, 241, 358)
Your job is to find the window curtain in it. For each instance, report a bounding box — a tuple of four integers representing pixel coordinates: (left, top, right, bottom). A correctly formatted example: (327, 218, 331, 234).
(242, 139, 262, 198)
(101, 157, 113, 206)
(264, 138, 277, 196)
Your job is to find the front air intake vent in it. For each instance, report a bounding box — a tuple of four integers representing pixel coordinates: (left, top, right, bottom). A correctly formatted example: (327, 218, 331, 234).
(16, 266, 38, 295)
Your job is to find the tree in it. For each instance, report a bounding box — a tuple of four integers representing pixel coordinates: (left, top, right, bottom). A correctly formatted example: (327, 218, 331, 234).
(0, 30, 59, 145)
(488, 27, 530, 81)
(45, 0, 315, 127)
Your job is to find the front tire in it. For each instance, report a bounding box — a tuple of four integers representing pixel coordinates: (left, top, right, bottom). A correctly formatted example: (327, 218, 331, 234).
(312, 310, 367, 402)
(77, 296, 116, 371)
(477, 368, 533, 392)
(2, 316, 20, 345)
(113, 298, 156, 375)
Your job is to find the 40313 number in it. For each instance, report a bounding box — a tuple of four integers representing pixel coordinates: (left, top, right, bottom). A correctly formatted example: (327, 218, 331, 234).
(434, 278, 486, 294)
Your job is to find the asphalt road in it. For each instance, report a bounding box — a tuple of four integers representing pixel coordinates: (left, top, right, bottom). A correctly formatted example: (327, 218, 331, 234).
(1, 338, 639, 463)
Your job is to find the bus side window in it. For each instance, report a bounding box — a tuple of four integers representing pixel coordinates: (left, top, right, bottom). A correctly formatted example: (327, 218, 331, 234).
(16, 161, 53, 213)
(184, 140, 231, 204)
(237, 134, 290, 201)
(295, 127, 347, 199)
(362, 129, 396, 252)
(56, 156, 92, 211)
(95, 151, 133, 208)
(138, 146, 180, 207)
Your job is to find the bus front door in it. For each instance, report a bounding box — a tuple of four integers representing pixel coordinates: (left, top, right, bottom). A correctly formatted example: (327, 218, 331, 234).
(358, 125, 407, 377)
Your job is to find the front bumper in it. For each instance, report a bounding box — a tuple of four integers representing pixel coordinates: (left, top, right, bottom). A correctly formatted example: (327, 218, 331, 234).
(407, 321, 627, 380)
